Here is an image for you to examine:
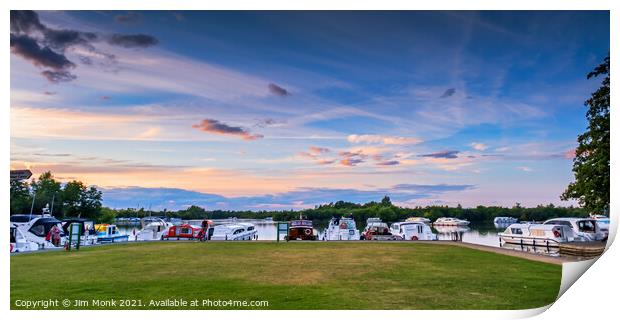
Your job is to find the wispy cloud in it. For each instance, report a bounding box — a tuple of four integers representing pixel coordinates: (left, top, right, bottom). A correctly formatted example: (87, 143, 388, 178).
(440, 88, 456, 98)
(268, 83, 290, 97)
(470, 142, 488, 151)
(420, 150, 460, 159)
(192, 118, 263, 141)
(347, 134, 422, 145)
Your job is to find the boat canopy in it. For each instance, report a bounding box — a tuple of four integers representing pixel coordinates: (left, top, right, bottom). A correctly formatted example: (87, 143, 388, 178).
(28, 217, 63, 237)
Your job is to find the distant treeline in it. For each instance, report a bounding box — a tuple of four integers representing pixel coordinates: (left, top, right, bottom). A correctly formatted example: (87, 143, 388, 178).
(104, 196, 587, 224)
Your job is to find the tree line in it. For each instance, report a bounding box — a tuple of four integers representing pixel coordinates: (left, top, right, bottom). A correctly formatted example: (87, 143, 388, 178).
(109, 196, 587, 225)
(10, 171, 103, 220)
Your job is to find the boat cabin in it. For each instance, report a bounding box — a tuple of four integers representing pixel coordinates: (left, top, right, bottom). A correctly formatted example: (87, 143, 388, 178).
(390, 221, 436, 241)
(163, 223, 203, 240)
(211, 223, 257, 241)
(499, 223, 575, 247)
(287, 220, 317, 241)
(542, 218, 606, 241)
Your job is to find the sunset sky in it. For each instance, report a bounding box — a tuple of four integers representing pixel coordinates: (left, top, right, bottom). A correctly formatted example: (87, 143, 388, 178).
(10, 11, 610, 210)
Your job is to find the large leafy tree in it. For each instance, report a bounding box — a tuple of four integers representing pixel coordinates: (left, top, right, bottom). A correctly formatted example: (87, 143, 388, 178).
(561, 55, 610, 213)
(10, 179, 32, 214)
(30, 171, 62, 215)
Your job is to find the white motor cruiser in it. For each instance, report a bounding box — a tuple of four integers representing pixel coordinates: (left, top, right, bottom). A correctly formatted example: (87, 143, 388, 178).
(390, 221, 437, 240)
(15, 214, 66, 249)
(210, 223, 257, 240)
(499, 223, 576, 247)
(542, 218, 606, 241)
(136, 217, 173, 241)
(433, 217, 470, 226)
(324, 216, 360, 241)
(10, 224, 39, 253)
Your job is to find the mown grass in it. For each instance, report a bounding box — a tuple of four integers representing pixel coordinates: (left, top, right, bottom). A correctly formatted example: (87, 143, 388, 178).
(10, 242, 561, 309)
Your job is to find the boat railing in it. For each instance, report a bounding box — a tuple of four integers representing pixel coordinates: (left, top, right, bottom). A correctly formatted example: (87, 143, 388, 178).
(499, 233, 561, 248)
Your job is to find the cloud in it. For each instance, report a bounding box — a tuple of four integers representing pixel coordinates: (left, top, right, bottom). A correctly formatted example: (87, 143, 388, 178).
(268, 83, 290, 97)
(10, 10, 159, 83)
(420, 150, 460, 159)
(517, 166, 533, 172)
(338, 150, 372, 167)
(106, 34, 159, 48)
(10, 34, 75, 71)
(40, 70, 76, 83)
(192, 118, 263, 141)
(43, 29, 98, 51)
(254, 118, 285, 128)
(297, 147, 334, 165)
(115, 12, 142, 24)
(470, 142, 488, 151)
(440, 88, 456, 98)
(308, 146, 330, 154)
(376, 160, 400, 166)
(347, 134, 422, 145)
(10, 10, 45, 34)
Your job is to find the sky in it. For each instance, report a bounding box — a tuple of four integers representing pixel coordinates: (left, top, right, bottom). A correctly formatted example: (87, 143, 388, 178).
(10, 10, 610, 210)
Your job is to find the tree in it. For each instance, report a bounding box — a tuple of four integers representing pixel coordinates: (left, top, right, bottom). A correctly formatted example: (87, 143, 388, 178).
(61, 180, 102, 218)
(10, 179, 32, 214)
(380, 195, 392, 206)
(561, 55, 610, 214)
(30, 171, 62, 215)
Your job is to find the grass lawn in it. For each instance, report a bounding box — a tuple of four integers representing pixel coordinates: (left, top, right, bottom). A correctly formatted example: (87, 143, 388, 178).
(11, 242, 561, 310)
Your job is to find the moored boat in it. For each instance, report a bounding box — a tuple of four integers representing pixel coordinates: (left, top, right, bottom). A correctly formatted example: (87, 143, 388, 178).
(210, 223, 257, 240)
(324, 216, 360, 241)
(14, 212, 66, 249)
(390, 221, 436, 240)
(542, 217, 606, 241)
(286, 216, 317, 241)
(493, 217, 519, 224)
(95, 224, 129, 243)
(136, 217, 173, 241)
(10, 224, 38, 253)
(405, 217, 431, 224)
(433, 217, 470, 226)
(498, 223, 575, 247)
(362, 218, 401, 240)
(162, 220, 213, 241)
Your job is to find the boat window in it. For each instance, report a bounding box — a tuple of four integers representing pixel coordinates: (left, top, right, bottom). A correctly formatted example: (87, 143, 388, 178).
(510, 228, 523, 235)
(577, 221, 596, 233)
(29, 224, 47, 237)
(247, 226, 254, 231)
(10, 228, 17, 243)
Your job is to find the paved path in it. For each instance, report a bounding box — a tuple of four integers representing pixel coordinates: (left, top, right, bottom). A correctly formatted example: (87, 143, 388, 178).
(425, 241, 583, 265)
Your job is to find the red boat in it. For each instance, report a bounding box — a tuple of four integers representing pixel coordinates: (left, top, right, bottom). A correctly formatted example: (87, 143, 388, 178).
(162, 220, 213, 241)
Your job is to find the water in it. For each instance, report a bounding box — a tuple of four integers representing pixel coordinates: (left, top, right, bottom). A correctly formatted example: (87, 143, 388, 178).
(117, 219, 505, 246)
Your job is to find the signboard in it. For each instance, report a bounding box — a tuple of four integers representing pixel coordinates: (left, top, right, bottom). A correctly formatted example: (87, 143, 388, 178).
(10, 169, 32, 181)
(68, 223, 82, 251)
(277, 222, 289, 232)
(276, 222, 289, 242)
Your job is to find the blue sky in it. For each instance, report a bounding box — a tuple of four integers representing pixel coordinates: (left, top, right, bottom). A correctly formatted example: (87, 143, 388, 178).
(10, 11, 609, 210)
